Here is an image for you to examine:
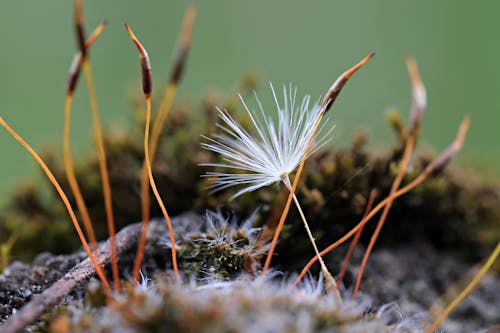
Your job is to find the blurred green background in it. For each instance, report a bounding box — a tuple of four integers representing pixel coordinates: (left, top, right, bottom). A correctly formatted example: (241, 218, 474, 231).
(0, 1, 498, 204)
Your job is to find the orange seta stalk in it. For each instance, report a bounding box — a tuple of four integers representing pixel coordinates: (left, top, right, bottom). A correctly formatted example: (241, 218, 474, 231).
(352, 57, 426, 298)
(125, 23, 179, 279)
(293, 115, 470, 287)
(0, 116, 111, 293)
(137, 5, 196, 283)
(336, 189, 377, 287)
(64, 21, 107, 255)
(74, 0, 120, 292)
(262, 52, 375, 275)
(81, 60, 120, 292)
(144, 97, 179, 278)
(352, 136, 414, 298)
(63, 96, 98, 251)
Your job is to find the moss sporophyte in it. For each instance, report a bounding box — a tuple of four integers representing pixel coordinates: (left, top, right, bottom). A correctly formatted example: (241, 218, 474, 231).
(0, 1, 499, 332)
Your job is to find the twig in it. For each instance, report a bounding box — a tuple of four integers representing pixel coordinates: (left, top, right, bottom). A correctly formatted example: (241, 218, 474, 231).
(0, 220, 148, 333)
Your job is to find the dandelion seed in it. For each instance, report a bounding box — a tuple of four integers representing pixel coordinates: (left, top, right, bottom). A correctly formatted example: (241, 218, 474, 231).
(201, 83, 332, 199)
(201, 83, 341, 301)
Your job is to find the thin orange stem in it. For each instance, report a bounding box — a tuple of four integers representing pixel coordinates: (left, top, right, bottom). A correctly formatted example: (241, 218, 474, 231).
(136, 84, 176, 281)
(352, 136, 415, 299)
(294, 173, 426, 287)
(73, 0, 118, 291)
(135, 171, 151, 282)
(63, 94, 98, 252)
(150, 84, 177, 159)
(336, 189, 377, 287)
(81, 59, 120, 292)
(125, 23, 179, 280)
(144, 97, 179, 278)
(63, 19, 106, 265)
(293, 116, 470, 287)
(0, 115, 110, 292)
(425, 242, 500, 333)
(135, 6, 196, 282)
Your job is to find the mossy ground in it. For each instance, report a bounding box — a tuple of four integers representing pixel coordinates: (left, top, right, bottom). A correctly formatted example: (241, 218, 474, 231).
(1, 215, 498, 332)
(0, 81, 499, 332)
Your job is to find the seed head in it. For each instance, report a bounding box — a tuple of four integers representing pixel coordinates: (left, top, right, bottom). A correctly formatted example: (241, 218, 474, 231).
(201, 84, 332, 199)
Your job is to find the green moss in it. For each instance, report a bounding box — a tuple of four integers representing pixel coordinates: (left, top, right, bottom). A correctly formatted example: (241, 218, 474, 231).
(177, 211, 267, 280)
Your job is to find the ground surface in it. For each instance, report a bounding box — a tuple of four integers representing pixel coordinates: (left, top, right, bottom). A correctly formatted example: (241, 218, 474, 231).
(0, 214, 498, 332)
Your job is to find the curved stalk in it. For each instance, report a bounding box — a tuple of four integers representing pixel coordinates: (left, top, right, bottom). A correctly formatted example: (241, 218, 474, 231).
(125, 23, 179, 279)
(0, 116, 110, 292)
